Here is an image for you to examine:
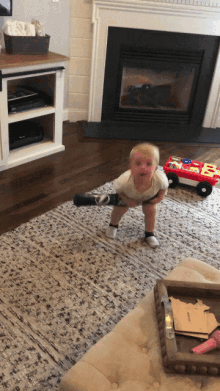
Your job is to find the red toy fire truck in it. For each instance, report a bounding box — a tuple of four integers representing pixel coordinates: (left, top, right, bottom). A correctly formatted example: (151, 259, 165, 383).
(163, 156, 220, 197)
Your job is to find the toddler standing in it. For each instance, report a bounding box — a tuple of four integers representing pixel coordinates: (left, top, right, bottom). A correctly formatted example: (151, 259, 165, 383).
(106, 143, 168, 248)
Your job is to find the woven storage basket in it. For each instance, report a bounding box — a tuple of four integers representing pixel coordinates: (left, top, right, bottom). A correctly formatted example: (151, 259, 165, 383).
(4, 34, 50, 54)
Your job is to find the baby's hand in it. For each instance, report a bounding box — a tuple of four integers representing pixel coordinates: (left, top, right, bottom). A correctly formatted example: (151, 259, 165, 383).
(148, 189, 167, 204)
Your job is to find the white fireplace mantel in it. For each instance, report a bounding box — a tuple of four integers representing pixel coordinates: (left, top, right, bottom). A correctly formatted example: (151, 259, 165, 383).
(89, 0, 220, 129)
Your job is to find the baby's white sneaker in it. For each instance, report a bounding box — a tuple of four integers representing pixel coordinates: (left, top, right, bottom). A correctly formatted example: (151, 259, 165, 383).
(145, 233, 159, 248)
(106, 226, 118, 239)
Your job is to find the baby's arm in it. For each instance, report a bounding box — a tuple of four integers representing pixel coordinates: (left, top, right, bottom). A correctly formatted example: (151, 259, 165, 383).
(113, 171, 139, 207)
(148, 189, 166, 205)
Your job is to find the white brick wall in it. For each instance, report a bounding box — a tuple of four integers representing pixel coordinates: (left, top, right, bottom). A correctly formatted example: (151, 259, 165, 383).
(69, 0, 93, 122)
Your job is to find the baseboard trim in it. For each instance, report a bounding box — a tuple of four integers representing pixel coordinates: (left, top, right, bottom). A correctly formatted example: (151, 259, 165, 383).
(77, 121, 220, 144)
(68, 110, 88, 123)
(63, 109, 69, 122)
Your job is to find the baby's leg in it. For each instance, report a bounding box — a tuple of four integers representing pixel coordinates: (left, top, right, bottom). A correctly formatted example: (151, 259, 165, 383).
(142, 203, 157, 232)
(110, 205, 129, 226)
(142, 203, 159, 248)
(106, 205, 129, 239)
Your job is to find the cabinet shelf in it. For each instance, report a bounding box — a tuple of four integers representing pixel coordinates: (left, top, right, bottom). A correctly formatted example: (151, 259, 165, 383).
(8, 106, 56, 124)
(4, 140, 65, 171)
(0, 51, 70, 171)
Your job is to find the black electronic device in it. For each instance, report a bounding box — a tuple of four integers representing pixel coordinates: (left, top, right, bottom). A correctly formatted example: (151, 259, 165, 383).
(0, 0, 12, 16)
(9, 120, 44, 150)
(8, 87, 51, 114)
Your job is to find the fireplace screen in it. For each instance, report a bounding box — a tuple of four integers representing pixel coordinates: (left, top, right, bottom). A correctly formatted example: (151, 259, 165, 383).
(101, 27, 219, 127)
(119, 63, 198, 111)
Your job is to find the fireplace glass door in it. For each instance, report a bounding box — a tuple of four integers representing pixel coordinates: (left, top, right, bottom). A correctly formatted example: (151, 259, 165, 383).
(101, 27, 220, 129)
(119, 62, 198, 112)
(114, 46, 203, 123)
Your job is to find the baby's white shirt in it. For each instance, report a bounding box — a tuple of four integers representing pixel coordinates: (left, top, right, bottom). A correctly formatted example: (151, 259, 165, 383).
(113, 169, 168, 202)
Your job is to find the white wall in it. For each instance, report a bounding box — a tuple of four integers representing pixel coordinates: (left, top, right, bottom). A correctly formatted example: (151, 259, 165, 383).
(0, 0, 70, 110)
(69, 0, 93, 122)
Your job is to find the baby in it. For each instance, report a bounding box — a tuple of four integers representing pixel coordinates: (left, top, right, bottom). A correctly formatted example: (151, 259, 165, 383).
(106, 142, 168, 248)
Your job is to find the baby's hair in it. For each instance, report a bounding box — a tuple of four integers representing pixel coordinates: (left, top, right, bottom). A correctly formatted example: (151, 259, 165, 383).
(130, 143, 160, 165)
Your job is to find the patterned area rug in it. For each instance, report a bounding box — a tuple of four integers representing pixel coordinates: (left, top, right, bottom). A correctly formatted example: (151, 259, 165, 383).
(1, 175, 220, 390)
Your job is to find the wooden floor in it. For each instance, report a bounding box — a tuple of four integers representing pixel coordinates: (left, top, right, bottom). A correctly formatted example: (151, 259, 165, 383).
(0, 121, 220, 235)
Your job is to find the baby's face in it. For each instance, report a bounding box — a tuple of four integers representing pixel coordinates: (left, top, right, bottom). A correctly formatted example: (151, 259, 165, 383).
(130, 151, 157, 180)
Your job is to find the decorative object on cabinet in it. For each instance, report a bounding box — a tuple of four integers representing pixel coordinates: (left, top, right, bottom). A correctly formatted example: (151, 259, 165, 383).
(0, 0, 12, 16)
(2, 19, 49, 54)
(4, 33, 50, 55)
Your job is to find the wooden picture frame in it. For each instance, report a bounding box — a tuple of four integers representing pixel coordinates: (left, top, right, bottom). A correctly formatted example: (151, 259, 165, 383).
(154, 279, 220, 376)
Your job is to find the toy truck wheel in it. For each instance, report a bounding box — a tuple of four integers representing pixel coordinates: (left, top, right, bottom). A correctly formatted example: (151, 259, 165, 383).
(196, 181, 213, 197)
(167, 173, 179, 188)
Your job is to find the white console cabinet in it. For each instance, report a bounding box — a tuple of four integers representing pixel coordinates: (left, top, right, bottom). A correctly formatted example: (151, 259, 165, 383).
(0, 51, 69, 171)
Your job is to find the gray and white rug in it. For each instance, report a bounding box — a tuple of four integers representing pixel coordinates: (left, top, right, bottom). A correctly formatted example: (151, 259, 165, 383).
(0, 177, 220, 390)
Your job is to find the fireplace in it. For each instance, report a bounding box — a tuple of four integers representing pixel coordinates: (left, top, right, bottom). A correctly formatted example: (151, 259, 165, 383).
(81, 0, 220, 143)
(101, 27, 219, 130)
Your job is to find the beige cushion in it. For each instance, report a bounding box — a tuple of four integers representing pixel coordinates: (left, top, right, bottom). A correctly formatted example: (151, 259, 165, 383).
(60, 258, 220, 391)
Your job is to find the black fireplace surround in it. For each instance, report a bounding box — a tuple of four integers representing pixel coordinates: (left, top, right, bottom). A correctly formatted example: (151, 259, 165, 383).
(80, 27, 220, 143)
